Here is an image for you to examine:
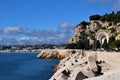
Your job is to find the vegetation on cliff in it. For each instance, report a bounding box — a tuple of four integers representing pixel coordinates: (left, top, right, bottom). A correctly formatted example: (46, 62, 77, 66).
(67, 11, 120, 51)
(90, 11, 120, 24)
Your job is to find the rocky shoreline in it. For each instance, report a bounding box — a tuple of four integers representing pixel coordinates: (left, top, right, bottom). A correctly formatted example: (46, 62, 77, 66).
(37, 49, 83, 59)
(37, 49, 120, 80)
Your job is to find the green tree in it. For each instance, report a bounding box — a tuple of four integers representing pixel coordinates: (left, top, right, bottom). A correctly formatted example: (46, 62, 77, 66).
(95, 40, 101, 49)
(89, 14, 101, 20)
(100, 13, 107, 22)
(100, 11, 120, 23)
(109, 36, 115, 43)
(66, 43, 77, 49)
(77, 21, 89, 29)
(110, 28, 116, 33)
(80, 21, 89, 26)
(107, 36, 115, 50)
(80, 21, 88, 29)
(112, 40, 120, 50)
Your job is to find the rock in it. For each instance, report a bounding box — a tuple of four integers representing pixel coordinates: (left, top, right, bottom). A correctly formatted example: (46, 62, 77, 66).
(37, 49, 66, 59)
(69, 69, 86, 80)
(75, 72, 88, 80)
(88, 55, 98, 72)
(62, 69, 70, 77)
(81, 66, 95, 78)
(53, 64, 60, 72)
(50, 67, 69, 80)
(37, 49, 83, 59)
(50, 51, 120, 80)
(69, 66, 95, 80)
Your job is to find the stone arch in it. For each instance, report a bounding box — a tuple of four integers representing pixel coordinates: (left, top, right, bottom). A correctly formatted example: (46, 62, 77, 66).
(96, 32, 109, 44)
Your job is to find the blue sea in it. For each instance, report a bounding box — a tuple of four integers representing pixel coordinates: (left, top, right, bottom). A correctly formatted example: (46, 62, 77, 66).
(0, 53, 59, 80)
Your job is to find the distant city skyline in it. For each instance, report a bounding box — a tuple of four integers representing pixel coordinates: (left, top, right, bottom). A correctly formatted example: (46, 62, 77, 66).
(0, 0, 119, 45)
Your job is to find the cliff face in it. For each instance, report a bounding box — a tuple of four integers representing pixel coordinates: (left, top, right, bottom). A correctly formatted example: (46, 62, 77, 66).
(69, 20, 120, 45)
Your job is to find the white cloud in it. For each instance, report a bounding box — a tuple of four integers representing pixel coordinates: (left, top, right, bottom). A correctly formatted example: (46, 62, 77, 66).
(0, 37, 18, 45)
(2, 27, 26, 35)
(0, 22, 76, 45)
(59, 22, 75, 34)
(23, 22, 75, 44)
(26, 29, 59, 38)
(59, 22, 75, 29)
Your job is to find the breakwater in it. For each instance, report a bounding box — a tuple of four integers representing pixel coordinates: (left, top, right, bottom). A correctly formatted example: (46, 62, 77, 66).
(37, 49, 120, 80)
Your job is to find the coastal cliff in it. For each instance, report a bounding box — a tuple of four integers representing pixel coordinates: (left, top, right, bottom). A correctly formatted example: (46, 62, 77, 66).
(68, 11, 120, 50)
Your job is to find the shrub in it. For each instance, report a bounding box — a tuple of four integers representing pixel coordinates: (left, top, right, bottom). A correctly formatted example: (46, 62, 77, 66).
(89, 14, 101, 20)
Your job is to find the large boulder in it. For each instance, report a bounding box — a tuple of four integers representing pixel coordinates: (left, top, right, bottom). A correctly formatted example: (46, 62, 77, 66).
(37, 49, 66, 59)
(88, 56, 97, 72)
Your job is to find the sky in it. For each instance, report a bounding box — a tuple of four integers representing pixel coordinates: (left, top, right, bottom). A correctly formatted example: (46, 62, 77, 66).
(0, 0, 120, 45)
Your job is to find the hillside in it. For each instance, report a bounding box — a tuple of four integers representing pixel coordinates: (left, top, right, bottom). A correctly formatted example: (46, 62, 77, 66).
(68, 11, 120, 51)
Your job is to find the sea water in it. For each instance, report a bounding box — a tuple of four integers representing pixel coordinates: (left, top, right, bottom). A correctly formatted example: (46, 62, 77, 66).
(0, 53, 59, 80)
